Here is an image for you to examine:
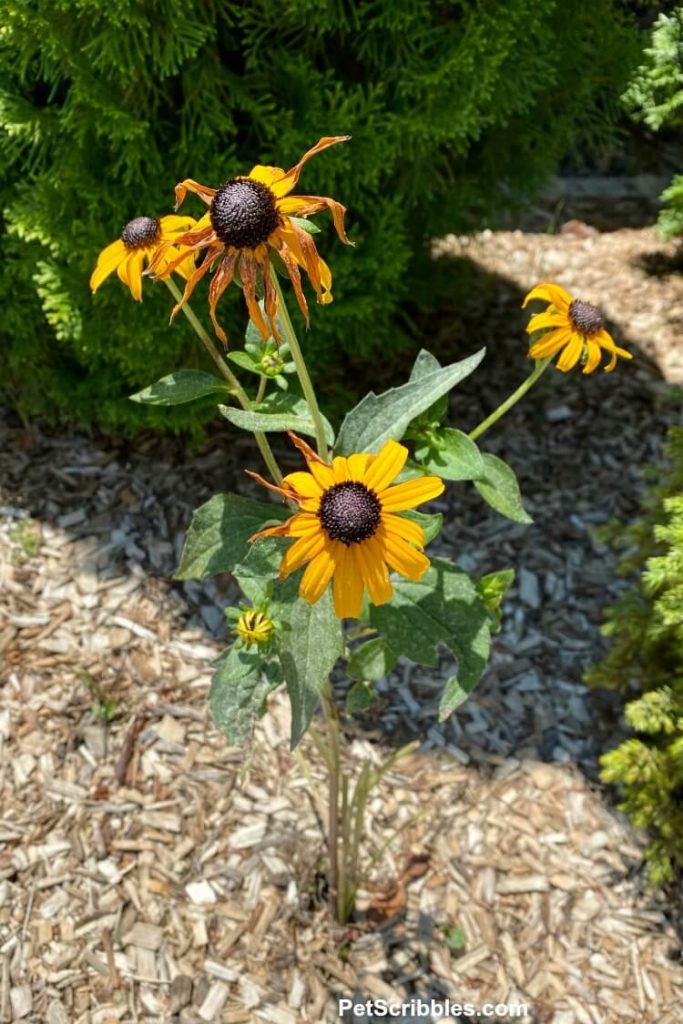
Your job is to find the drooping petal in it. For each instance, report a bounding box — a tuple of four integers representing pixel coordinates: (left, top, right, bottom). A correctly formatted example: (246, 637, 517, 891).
(277, 194, 352, 245)
(380, 528, 430, 581)
(555, 334, 584, 372)
(208, 251, 238, 344)
(332, 545, 365, 619)
(380, 475, 445, 513)
(583, 340, 602, 374)
(174, 178, 216, 209)
(271, 136, 351, 198)
(528, 327, 573, 360)
(279, 530, 326, 579)
(364, 439, 408, 493)
(240, 253, 270, 340)
(381, 514, 425, 548)
(355, 538, 393, 606)
(522, 282, 572, 312)
(90, 239, 127, 292)
(299, 544, 337, 604)
(278, 223, 333, 303)
(126, 252, 145, 302)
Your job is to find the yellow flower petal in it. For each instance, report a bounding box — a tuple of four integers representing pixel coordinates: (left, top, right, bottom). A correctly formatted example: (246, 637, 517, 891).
(380, 475, 444, 513)
(526, 310, 569, 335)
(347, 453, 373, 480)
(380, 529, 430, 581)
(248, 164, 286, 187)
(288, 513, 322, 536)
(555, 334, 583, 372)
(332, 456, 350, 483)
(90, 239, 126, 292)
(332, 545, 364, 619)
(364, 439, 408, 493)
(583, 340, 602, 374)
(280, 530, 325, 579)
(299, 545, 337, 604)
(382, 514, 425, 548)
(282, 471, 323, 500)
(522, 282, 572, 312)
(271, 136, 351, 198)
(160, 215, 198, 235)
(528, 328, 573, 360)
(356, 538, 392, 606)
(308, 460, 336, 490)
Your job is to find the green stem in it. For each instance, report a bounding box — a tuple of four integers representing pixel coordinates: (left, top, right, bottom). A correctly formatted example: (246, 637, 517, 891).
(321, 679, 341, 922)
(163, 277, 283, 485)
(269, 269, 329, 459)
(468, 357, 551, 443)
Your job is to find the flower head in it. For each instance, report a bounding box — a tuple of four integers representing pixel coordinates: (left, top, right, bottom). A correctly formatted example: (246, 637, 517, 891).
(235, 609, 274, 648)
(249, 434, 444, 620)
(147, 137, 352, 344)
(523, 282, 632, 373)
(90, 214, 198, 301)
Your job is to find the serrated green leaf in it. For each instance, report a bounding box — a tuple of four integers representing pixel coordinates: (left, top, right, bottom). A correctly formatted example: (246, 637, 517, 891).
(335, 347, 485, 455)
(219, 392, 335, 445)
(401, 509, 443, 544)
(210, 645, 281, 745)
(370, 557, 490, 721)
(270, 578, 343, 748)
(347, 636, 396, 681)
(176, 493, 289, 580)
(130, 370, 230, 405)
(416, 428, 486, 482)
(474, 453, 532, 523)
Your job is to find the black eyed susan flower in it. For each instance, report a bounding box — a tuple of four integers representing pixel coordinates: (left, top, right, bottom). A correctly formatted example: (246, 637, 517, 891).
(235, 609, 274, 648)
(248, 434, 444, 620)
(523, 282, 632, 374)
(147, 137, 352, 345)
(90, 214, 198, 301)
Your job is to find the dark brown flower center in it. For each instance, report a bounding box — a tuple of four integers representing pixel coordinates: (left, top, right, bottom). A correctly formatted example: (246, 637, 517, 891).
(120, 216, 161, 250)
(569, 299, 604, 336)
(319, 482, 381, 545)
(210, 178, 281, 249)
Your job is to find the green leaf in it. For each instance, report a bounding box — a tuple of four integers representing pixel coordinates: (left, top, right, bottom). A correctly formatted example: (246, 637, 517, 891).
(474, 453, 533, 523)
(346, 680, 379, 715)
(176, 493, 289, 580)
(347, 636, 396, 681)
(270, 578, 344, 748)
(408, 350, 449, 424)
(210, 645, 281, 745)
(335, 347, 485, 455)
(416, 428, 486, 482)
(479, 568, 515, 631)
(219, 392, 335, 445)
(290, 216, 321, 235)
(370, 557, 490, 721)
(129, 370, 230, 406)
(401, 509, 443, 544)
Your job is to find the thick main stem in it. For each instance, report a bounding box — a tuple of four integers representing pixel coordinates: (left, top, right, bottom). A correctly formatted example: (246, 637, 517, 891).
(163, 278, 283, 484)
(468, 357, 551, 443)
(269, 269, 329, 459)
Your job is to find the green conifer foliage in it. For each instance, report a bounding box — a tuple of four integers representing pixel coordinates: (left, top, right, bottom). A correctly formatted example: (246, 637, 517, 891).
(587, 428, 683, 884)
(624, 7, 683, 241)
(1, 0, 638, 429)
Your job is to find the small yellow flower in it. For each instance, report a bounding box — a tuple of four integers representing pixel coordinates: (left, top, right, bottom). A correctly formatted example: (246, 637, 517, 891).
(148, 137, 352, 344)
(90, 214, 198, 301)
(249, 434, 444, 620)
(523, 282, 632, 374)
(235, 609, 274, 648)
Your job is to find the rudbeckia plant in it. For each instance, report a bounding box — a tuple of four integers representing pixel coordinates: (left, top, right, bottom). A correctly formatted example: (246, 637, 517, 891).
(91, 138, 631, 924)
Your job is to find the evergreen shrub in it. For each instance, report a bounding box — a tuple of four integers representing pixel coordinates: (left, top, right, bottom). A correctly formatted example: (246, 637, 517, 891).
(586, 427, 683, 884)
(623, 6, 683, 240)
(1, 0, 638, 430)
